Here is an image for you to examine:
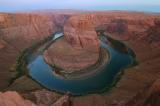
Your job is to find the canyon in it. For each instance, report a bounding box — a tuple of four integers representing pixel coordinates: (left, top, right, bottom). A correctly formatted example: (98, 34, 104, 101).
(0, 11, 160, 106)
(0, 12, 71, 90)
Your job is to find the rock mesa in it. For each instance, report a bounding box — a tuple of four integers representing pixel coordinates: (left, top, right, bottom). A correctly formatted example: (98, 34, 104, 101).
(44, 15, 100, 72)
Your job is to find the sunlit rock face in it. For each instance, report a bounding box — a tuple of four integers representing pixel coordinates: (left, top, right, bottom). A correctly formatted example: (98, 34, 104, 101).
(44, 15, 100, 72)
(0, 91, 35, 106)
(64, 15, 99, 52)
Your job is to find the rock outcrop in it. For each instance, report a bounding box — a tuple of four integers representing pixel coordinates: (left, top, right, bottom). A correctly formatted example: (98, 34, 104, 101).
(0, 91, 35, 106)
(44, 15, 100, 72)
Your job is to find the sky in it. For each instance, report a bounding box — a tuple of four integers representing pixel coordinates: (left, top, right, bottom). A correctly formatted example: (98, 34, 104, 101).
(0, 0, 160, 12)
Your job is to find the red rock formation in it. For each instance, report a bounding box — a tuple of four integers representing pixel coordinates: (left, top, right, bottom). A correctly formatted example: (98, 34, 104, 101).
(44, 15, 100, 72)
(0, 91, 35, 106)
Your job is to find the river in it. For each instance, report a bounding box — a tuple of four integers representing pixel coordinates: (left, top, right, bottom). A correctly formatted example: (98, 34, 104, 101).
(27, 32, 134, 95)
